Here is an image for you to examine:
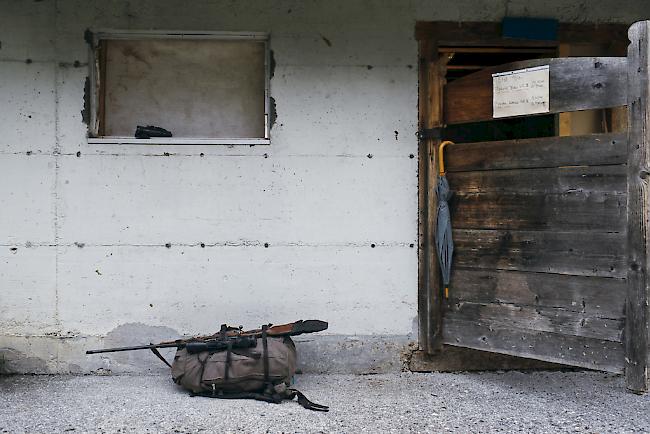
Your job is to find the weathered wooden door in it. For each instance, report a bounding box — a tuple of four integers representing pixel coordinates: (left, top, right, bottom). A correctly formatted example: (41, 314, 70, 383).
(419, 22, 650, 392)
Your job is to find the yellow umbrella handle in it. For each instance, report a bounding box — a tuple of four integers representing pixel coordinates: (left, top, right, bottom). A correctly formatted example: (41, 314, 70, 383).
(438, 140, 454, 176)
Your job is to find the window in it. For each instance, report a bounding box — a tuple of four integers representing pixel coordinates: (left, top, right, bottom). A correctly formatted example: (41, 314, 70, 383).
(87, 31, 270, 144)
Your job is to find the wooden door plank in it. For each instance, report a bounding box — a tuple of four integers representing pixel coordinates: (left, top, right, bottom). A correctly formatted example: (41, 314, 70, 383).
(447, 164, 627, 194)
(625, 21, 650, 393)
(453, 229, 626, 278)
(444, 133, 626, 172)
(448, 164, 627, 231)
(450, 191, 625, 232)
(445, 57, 627, 124)
(445, 302, 623, 342)
(443, 317, 624, 373)
(449, 268, 626, 319)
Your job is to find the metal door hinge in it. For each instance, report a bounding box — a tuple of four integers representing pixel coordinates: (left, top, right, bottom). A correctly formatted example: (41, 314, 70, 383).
(416, 128, 442, 140)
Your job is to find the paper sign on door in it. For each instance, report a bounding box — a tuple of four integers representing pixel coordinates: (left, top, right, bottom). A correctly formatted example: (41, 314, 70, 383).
(492, 65, 550, 118)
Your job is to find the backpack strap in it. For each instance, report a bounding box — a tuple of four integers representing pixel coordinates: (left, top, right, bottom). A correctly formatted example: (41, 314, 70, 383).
(189, 390, 281, 403)
(259, 326, 286, 402)
(190, 387, 328, 411)
(224, 341, 233, 382)
(262, 325, 269, 380)
(288, 388, 329, 412)
(261, 325, 271, 393)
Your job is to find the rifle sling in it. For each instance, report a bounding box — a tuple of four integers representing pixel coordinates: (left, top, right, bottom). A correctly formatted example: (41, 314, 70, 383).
(149, 346, 172, 368)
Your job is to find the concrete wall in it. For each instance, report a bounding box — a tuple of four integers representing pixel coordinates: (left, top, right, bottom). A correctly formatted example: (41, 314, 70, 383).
(0, 0, 647, 374)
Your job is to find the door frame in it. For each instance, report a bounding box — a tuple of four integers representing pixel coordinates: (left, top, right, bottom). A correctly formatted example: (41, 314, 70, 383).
(416, 22, 630, 354)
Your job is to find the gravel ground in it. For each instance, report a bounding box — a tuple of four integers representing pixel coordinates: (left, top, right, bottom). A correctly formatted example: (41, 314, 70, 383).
(0, 371, 649, 433)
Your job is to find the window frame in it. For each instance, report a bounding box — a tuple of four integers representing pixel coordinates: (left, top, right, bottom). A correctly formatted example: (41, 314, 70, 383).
(87, 30, 271, 145)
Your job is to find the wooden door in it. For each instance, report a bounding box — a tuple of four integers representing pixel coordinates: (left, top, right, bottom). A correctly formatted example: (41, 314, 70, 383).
(418, 21, 650, 393)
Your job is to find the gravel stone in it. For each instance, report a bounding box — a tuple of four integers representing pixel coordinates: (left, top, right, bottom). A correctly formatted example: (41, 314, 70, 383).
(0, 371, 649, 433)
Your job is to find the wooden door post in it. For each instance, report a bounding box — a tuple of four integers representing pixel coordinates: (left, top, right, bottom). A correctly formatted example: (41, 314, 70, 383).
(626, 21, 650, 393)
(418, 40, 447, 353)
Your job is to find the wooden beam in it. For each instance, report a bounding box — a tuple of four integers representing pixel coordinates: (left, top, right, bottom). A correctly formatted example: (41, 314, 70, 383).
(98, 40, 107, 136)
(438, 46, 557, 54)
(557, 23, 629, 48)
(418, 40, 445, 354)
(625, 21, 650, 393)
(416, 21, 553, 46)
(417, 39, 431, 353)
(445, 57, 627, 125)
(415, 21, 629, 47)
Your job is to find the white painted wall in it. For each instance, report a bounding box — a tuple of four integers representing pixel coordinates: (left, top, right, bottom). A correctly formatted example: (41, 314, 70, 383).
(0, 0, 647, 373)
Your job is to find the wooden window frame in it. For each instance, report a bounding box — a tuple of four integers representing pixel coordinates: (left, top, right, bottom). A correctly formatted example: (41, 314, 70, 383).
(87, 30, 271, 145)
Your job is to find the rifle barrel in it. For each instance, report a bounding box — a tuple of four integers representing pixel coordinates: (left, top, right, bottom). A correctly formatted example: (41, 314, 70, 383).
(85, 342, 180, 354)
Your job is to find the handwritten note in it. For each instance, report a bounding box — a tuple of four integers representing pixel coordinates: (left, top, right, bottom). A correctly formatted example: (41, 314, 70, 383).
(492, 65, 550, 118)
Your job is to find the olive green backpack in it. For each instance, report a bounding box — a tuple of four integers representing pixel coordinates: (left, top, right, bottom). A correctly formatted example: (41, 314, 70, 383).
(170, 335, 328, 411)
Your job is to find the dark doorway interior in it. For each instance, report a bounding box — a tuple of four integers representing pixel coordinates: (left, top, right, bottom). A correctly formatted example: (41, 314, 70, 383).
(440, 46, 557, 143)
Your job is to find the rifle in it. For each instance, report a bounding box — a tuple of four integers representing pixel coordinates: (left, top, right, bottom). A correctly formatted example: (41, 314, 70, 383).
(85, 319, 328, 356)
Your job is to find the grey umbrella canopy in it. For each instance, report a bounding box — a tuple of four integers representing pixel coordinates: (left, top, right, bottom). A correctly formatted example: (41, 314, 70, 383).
(435, 141, 454, 298)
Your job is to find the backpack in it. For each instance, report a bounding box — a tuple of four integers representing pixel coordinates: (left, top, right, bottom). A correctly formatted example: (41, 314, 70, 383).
(169, 335, 328, 411)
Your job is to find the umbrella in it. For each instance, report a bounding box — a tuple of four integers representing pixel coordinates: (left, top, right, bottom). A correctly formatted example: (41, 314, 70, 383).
(435, 141, 455, 299)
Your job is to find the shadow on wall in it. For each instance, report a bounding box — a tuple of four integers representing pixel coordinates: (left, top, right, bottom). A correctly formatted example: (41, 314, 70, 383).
(90, 323, 182, 374)
(0, 348, 49, 374)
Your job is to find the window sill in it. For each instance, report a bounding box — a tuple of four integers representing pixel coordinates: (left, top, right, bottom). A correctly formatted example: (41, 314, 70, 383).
(87, 137, 270, 145)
